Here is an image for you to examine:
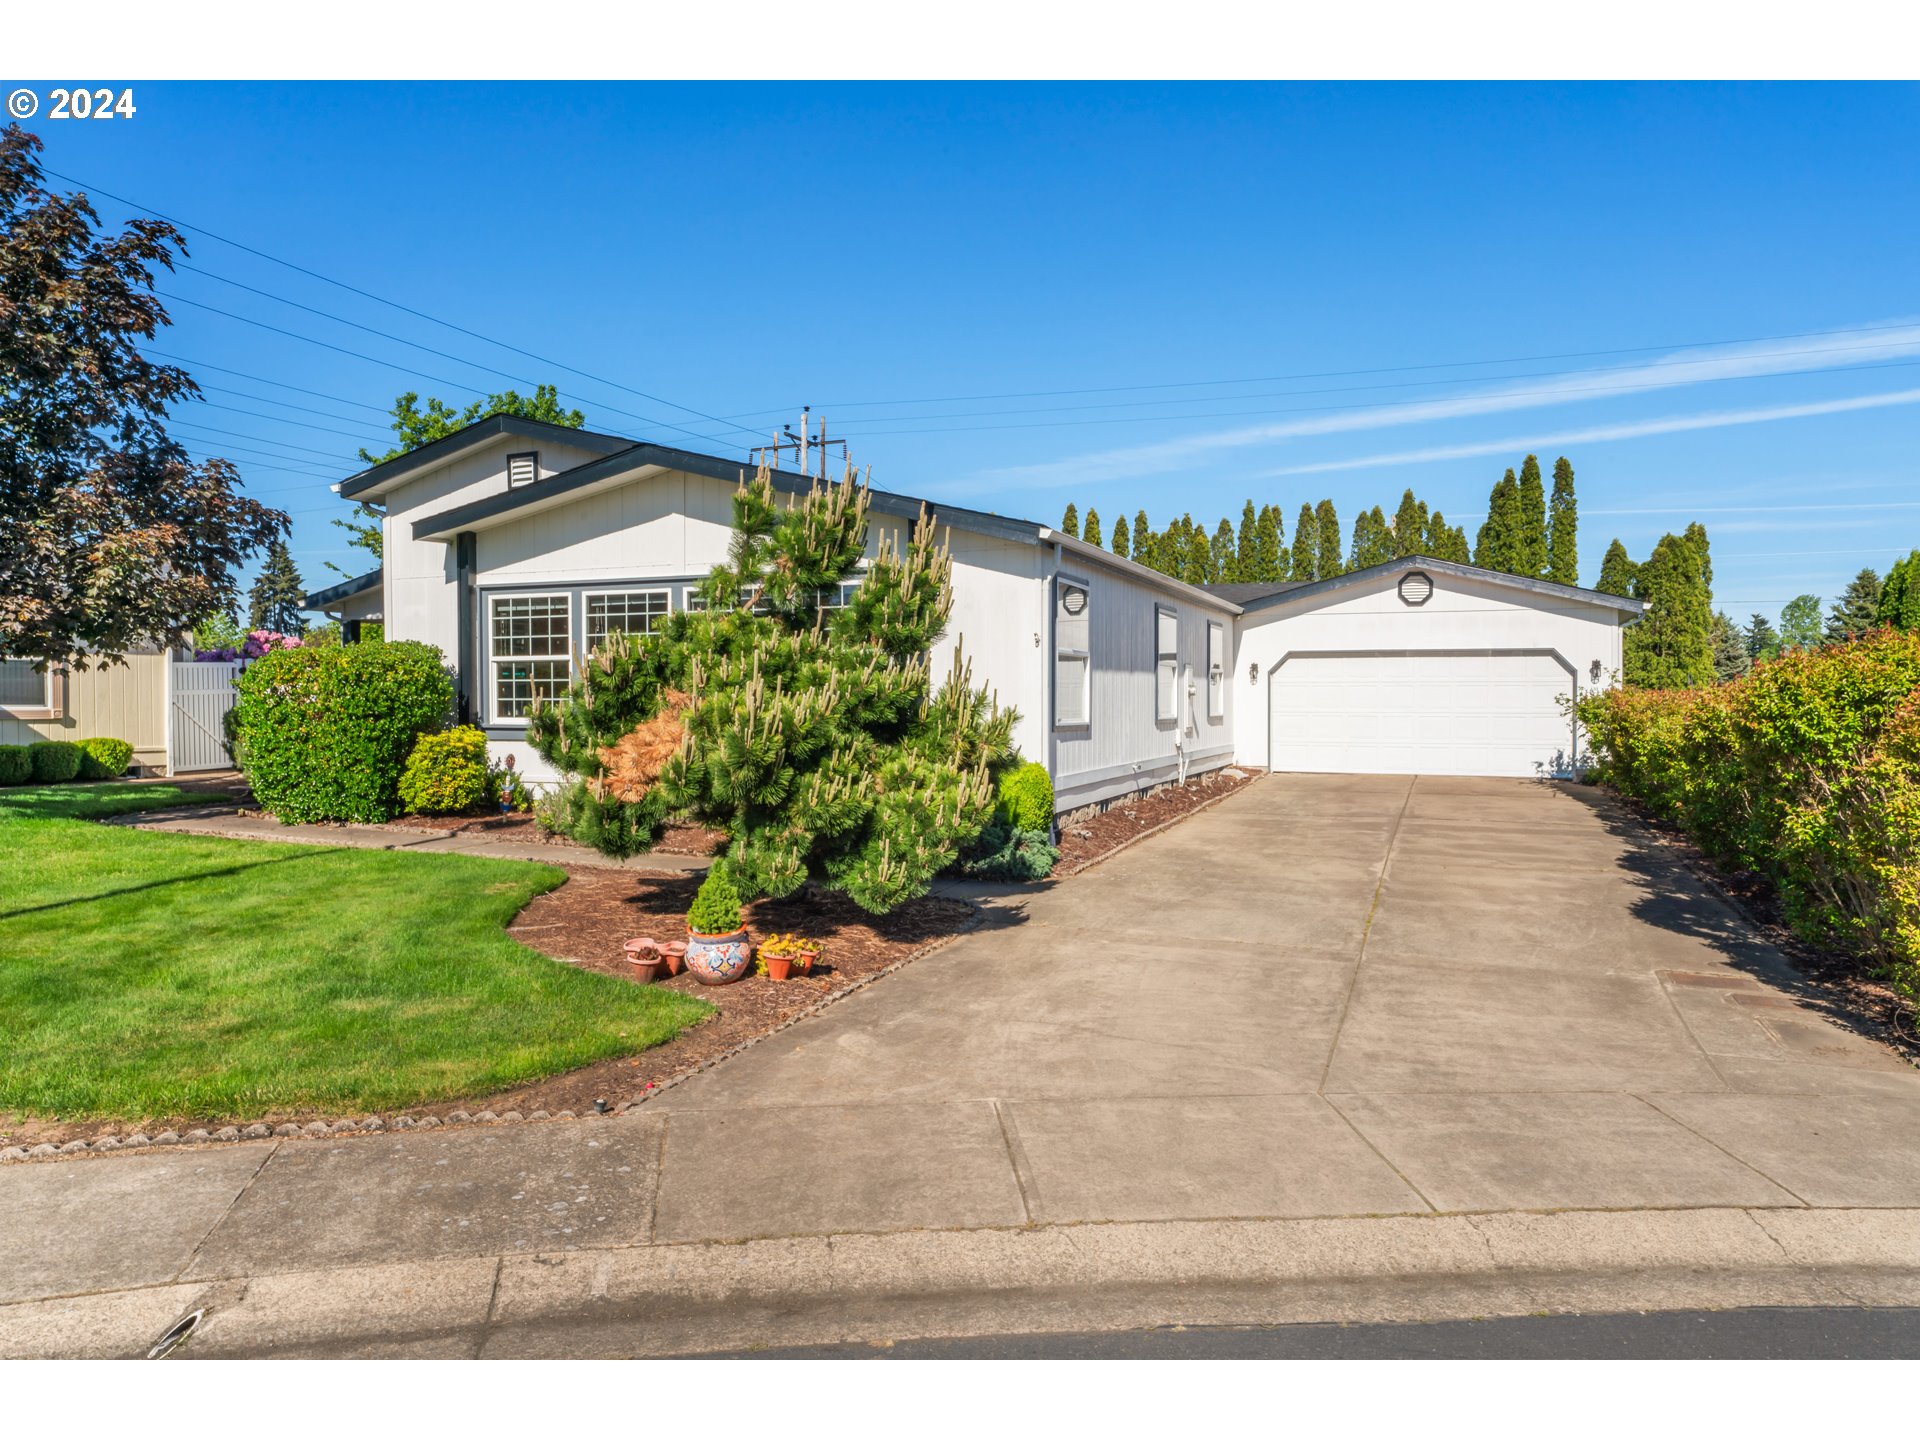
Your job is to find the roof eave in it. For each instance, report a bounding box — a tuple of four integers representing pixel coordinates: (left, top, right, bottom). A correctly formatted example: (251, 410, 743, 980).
(1237, 554, 1646, 616)
(300, 565, 384, 611)
(1040, 528, 1244, 613)
(338, 415, 635, 500)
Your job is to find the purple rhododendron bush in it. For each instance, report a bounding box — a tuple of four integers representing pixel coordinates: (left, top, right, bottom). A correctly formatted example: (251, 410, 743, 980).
(1577, 627, 1920, 1007)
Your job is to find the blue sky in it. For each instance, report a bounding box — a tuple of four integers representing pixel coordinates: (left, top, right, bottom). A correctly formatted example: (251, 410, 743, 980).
(21, 81, 1920, 622)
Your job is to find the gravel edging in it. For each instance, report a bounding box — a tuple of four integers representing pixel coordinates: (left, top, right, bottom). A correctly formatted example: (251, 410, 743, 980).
(0, 905, 985, 1166)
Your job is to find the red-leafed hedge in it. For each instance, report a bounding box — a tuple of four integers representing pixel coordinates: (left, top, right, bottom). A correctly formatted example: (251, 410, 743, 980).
(1577, 627, 1920, 1002)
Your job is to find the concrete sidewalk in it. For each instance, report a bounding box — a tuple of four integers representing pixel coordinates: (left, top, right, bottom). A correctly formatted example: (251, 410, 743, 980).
(11, 774, 1918, 1357)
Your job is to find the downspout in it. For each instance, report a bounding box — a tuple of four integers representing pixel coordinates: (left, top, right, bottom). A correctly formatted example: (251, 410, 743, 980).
(1043, 539, 1059, 840)
(455, 532, 477, 725)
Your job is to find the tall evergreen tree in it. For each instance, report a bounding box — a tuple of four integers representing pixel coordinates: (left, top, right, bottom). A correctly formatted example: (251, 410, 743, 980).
(1060, 503, 1079, 539)
(1255, 503, 1285, 581)
(1546, 456, 1579, 586)
(1111, 513, 1131, 560)
(1133, 510, 1152, 570)
(1211, 518, 1237, 583)
(1236, 500, 1259, 581)
(1623, 531, 1715, 687)
(246, 539, 307, 635)
(1292, 502, 1317, 582)
(1083, 507, 1102, 548)
(1595, 539, 1637, 597)
(1744, 612, 1780, 663)
(1426, 512, 1470, 564)
(1391, 489, 1428, 558)
(1349, 505, 1393, 569)
(1515, 454, 1548, 578)
(1825, 568, 1883, 642)
(1709, 611, 1750, 682)
(1779, 594, 1824, 651)
(1183, 526, 1214, 586)
(1314, 499, 1344, 579)
(1878, 550, 1920, 631)
(1475, 469, 1521, 573)
(1684, 521, 1713, 596)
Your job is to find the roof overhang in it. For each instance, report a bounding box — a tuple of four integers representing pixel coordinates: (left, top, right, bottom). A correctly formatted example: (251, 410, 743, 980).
(410, 441, 1050, 548)
(301, 565, 384, 611)
(338, 416, 635, 501)
(1237, 555, 1646, 617)
(1040, 529, 1244, 613)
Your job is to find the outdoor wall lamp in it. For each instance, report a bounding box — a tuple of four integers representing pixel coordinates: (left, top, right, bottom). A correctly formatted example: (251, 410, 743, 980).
(1590, 660, 1603, 683)
(1248, 663, 1258, 684)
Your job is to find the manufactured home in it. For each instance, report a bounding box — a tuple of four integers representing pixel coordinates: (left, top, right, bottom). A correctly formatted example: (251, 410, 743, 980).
(305, 416, 1641, 813)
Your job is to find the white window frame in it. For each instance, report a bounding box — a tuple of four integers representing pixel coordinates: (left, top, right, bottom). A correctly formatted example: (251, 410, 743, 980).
(583, 587, 671, 651)
(1207, 620, 1225, 720)
(1053, 573, 1092, 730)
(0, 658, 54, 715)
(1154, 604, 1180, 724)
(487, 591, 573, 725)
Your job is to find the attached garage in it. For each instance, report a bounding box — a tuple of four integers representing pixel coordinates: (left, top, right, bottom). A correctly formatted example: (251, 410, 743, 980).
(1222, 558, 1642, 780)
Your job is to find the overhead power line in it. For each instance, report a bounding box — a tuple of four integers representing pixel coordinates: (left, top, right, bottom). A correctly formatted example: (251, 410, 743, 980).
(41, 163, 768, 450)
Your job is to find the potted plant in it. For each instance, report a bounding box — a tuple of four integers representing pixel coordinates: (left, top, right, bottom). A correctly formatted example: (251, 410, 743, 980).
(791, 935, 824, 973)
(623, 937, 667, 984)
(758, 934, 795, 982)
(684, 864, 752, 985)
(659, 940, 688, 977)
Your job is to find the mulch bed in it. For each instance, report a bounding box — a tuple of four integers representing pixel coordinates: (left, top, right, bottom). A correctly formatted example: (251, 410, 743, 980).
(476, 870, 975, 1114)
(1602, 790, 1920, 1066)
(1053, 767, 1257, 874)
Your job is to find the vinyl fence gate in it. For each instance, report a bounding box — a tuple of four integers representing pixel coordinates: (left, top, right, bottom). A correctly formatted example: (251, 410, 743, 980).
(167, 660, 242, 773)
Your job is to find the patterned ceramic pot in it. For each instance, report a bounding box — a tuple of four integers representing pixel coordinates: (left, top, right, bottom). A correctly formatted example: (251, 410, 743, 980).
(684, 928, 752, 985)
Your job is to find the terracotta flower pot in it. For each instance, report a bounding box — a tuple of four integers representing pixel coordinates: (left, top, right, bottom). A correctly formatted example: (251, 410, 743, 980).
(684, 927, 752, 985)
(763, 954, 793, 982)
(794, 948, 821, 973)
(660, 942, 687, 977)
(623, 938, 667, 984)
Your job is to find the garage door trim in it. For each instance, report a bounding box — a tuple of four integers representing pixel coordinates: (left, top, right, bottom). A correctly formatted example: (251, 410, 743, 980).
(1263, 647, 1580, 774)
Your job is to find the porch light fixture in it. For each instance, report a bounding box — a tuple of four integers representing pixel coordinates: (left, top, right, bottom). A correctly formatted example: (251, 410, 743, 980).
(1248, 662, 1258, 685)
(1590, 660, 1603, 683)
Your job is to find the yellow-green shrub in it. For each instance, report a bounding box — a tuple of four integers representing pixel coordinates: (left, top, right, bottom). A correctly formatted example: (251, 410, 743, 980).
(1578, 628, 1920, 989)
(77, 737, 134, 780)
(398, 726, 490, 814)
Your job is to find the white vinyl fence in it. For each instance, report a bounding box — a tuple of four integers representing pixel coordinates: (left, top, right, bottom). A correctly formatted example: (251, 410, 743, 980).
(168, 660, 242, 774)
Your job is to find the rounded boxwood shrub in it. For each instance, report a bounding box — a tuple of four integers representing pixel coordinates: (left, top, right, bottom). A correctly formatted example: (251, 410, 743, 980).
(28, 740, 82, 784)
(398, 726, 490, 814)
(995, 761, 1055, 832)
(77, 737, 135, 780)
(0, 744, 31, 786)
(232, 640, 455, 823)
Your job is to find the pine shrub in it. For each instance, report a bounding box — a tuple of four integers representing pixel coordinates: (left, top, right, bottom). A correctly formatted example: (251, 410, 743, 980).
(232, 640, 454, 823)
(77, 737, 134, 780)
(0, 745, 31, 786)
(28, 740, 81, 783)
(398, 726, 490, 814)
(959, 824, 1060, 881)
(996, 762, 1055, 832)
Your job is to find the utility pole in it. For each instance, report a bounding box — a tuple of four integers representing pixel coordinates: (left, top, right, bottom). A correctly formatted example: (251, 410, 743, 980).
(755, 407, 847, 479)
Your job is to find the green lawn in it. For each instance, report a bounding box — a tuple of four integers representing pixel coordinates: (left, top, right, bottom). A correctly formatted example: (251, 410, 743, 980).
(0, 780, 223, 822)
(0, 809, 712, 1121)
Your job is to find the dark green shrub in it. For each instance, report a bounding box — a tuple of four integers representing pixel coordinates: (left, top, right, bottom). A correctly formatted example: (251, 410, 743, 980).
(996, 761, 1055, 832)
(397, 726, 489, 814)
(28, 740, 82, 784)
(687, 863, 744, 935)
(959, 823, 1059, 882)
(232, 641, 454, 823)
(0, 745, 31, 786)
(77, 737, 135, 780)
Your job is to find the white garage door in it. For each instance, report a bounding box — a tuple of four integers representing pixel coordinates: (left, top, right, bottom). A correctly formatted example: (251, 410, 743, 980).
(1269, 651, 1574, 778)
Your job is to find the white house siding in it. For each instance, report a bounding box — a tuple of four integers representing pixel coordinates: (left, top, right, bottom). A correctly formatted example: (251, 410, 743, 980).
(1048, 550, 1238, 812)
(383, 435, 612, 665)
(1230, 568, 1628, 777)
(934, 531, 1047, 766)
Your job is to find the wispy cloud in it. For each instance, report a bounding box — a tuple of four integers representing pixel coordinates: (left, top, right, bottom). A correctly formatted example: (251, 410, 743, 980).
(966, 324, 1920, 490)
(1260, 388, 1920, 478)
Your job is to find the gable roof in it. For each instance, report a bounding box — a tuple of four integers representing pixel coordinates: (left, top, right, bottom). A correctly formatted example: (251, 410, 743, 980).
(1202, 580, 1309, 606)
(301, 565, 383, 612)
(406, 437, 1051, 549)
(336, 415, 636, 501)
(1231, 555, 1645, 616)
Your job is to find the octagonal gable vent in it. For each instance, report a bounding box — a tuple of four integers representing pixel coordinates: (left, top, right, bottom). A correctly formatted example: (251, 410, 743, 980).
(1398, 570, 1434, 606)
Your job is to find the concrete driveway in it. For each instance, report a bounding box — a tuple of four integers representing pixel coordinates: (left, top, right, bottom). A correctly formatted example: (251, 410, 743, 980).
(7, 773, 1920, 1357)
(642, 773, 1920, 1234)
